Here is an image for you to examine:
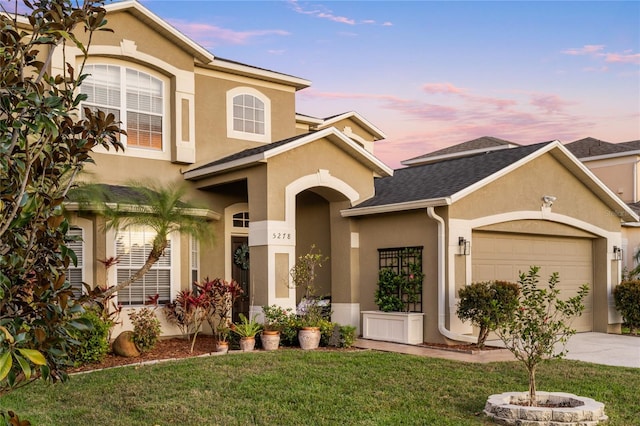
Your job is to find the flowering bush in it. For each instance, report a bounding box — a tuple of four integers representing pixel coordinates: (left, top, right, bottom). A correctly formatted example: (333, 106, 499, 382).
(262, 305, 293, 332)
(129, 296, 162, 353)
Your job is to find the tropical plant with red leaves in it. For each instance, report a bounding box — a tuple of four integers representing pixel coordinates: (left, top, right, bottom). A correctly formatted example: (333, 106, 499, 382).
(195, 278, 244, 343)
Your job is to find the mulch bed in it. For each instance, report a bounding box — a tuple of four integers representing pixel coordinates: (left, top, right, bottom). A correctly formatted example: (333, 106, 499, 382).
(68, 335, 362, 374)
(419, 342, 504, 354)
(68, 335, 220, 373)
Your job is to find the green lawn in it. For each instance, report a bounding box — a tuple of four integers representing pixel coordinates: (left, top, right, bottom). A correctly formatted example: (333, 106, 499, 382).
(2, 350, 638, 426)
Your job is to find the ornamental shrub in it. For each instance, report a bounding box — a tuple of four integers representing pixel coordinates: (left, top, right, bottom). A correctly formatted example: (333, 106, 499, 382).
(496, 266, 588, 406)
(375, 269, 405, 312)
(456, 280, 520, 348)
(68, 310, 111, 366)
(613, 280, 640, 334)
(129, 307, 161, 353)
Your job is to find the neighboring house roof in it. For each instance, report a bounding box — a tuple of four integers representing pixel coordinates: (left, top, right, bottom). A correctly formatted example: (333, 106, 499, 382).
(563, 137, 631, 159)
(316, 112, 387, 141)
(344, 141, 638, 222)
(183, 127, 393, 180)
(620, 140, 640, 150)
(401, 136, 520, 166)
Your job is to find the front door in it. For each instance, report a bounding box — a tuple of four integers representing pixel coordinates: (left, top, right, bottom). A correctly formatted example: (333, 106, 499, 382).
(231, 236, 250, 322)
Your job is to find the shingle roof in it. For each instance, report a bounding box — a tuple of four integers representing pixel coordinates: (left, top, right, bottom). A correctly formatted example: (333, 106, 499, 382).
(354, 142, 550, 209)
(627, 202, 640, 216)
(620, 140, 640, 150)
(188, 133, 313, 172)
(403, 136, 519, 164)
(563, 137, 631, 158)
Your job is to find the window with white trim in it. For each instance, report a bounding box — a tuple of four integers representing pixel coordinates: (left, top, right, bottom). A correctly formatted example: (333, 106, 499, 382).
(82, 64, 164, 150)
(232, 211, 250, 228)
(226, 87, 270, 143)
(116, 226, 171, 306)
(66, 227, 84, 296)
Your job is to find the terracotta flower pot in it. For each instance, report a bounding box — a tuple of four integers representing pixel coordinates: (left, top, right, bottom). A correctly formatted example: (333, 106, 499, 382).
(239, 336, 256, 352)
(260, 331, 281, 351)
(216, 341, 229, 354)
(298, 327, 321, 350)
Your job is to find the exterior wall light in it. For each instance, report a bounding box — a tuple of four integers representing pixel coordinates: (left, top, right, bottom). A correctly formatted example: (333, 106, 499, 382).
(613, 246, 623, 261)
(458, 237, 470, 256)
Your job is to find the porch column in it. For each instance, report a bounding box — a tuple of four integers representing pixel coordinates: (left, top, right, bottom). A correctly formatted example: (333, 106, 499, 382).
(248, 220, 297, 320)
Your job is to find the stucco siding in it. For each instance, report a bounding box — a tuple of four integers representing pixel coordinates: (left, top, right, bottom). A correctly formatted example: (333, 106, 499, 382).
(451, 153, 622, 233)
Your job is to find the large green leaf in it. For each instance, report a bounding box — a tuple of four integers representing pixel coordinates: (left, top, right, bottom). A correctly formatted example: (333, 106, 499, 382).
(13, 353, 31, 380)
(0, 351, 13, 381)
(16, 348, 47, 366)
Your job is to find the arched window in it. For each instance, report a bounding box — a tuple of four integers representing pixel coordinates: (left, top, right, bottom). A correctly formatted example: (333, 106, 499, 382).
(232, 211, 250, 228)
(82, 64, 164, 151)
(227, 87, 271, 143)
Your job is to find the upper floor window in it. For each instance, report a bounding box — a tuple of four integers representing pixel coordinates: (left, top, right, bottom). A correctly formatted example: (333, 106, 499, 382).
(226, 87, 271, 143)
(82, 64, 164, 151)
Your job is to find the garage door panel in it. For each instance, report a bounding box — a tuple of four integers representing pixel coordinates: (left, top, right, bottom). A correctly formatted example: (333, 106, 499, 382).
(472, 232, 593, 332)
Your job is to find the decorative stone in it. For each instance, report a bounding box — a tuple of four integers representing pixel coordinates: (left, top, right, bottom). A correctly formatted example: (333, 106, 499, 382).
(484, 392, 608, 425)
(112, 331, 140, 358)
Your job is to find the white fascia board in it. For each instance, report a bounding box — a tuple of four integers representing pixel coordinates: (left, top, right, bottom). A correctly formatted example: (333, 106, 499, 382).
(320, 112, 387, 140)
(105, 0, 214, 63)
(206, 58, 311, 90)
(401, 144, 516, 166)
(341, 198, 451, 217)
(295, 114, 323, 125)
(183, 153, 268, 180)
(578, 151, 640, 163)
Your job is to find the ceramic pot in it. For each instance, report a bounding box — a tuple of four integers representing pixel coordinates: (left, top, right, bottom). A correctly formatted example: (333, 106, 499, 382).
(260, 331, 281, 351)
(216, 341, 229, 354)
(298, 327, 321, 350)
(239, 336, 256, 352)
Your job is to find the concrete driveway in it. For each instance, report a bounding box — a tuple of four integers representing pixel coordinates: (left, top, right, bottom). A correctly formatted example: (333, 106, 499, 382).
(561, 332, 639, 368)
(488, 332, 639, 368)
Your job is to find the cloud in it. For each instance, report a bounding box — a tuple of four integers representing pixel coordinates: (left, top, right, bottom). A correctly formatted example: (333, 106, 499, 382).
(289, 0, 355, 25)
(422, 82, 467, 95)
(529, 94, 575, 114)
(562, 45, 605, 56)
(288, 0, 389, 26)
(562, 44, 640, 66)
(167, 19, 290, 48)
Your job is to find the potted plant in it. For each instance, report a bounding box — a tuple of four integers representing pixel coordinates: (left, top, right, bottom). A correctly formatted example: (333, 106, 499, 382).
(261, 305, 292, 351)
(231, 313, 262, 352)
(289, 245, 328, 350)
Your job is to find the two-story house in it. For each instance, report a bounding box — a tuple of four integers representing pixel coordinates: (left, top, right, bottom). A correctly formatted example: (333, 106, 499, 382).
(51, 1, 634, 343)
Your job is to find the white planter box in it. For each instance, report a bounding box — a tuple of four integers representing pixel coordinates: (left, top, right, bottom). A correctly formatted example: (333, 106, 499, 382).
(361, 311, 424, 345)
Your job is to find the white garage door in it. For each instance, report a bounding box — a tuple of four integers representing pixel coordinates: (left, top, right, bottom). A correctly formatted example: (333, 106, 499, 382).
(472, 232, 593, 332)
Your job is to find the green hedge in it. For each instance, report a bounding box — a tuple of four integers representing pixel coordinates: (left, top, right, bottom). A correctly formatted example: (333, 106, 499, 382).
(614, 280, 640, 334)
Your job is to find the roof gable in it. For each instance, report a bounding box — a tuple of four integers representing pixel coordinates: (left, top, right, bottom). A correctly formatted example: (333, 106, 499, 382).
(183, 128, 393, 180)
(345, 141, 638, 222)
(317, 112, 386, 141)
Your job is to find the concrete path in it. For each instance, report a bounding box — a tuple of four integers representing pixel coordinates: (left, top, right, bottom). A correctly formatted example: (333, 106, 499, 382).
(356, 332, 639, 368)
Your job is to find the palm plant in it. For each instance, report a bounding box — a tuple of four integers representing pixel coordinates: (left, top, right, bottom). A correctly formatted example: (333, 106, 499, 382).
(73, 181, 213, 298)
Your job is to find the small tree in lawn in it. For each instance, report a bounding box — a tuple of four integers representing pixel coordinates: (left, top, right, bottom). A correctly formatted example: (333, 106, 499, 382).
(495, 266, 589, 406)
